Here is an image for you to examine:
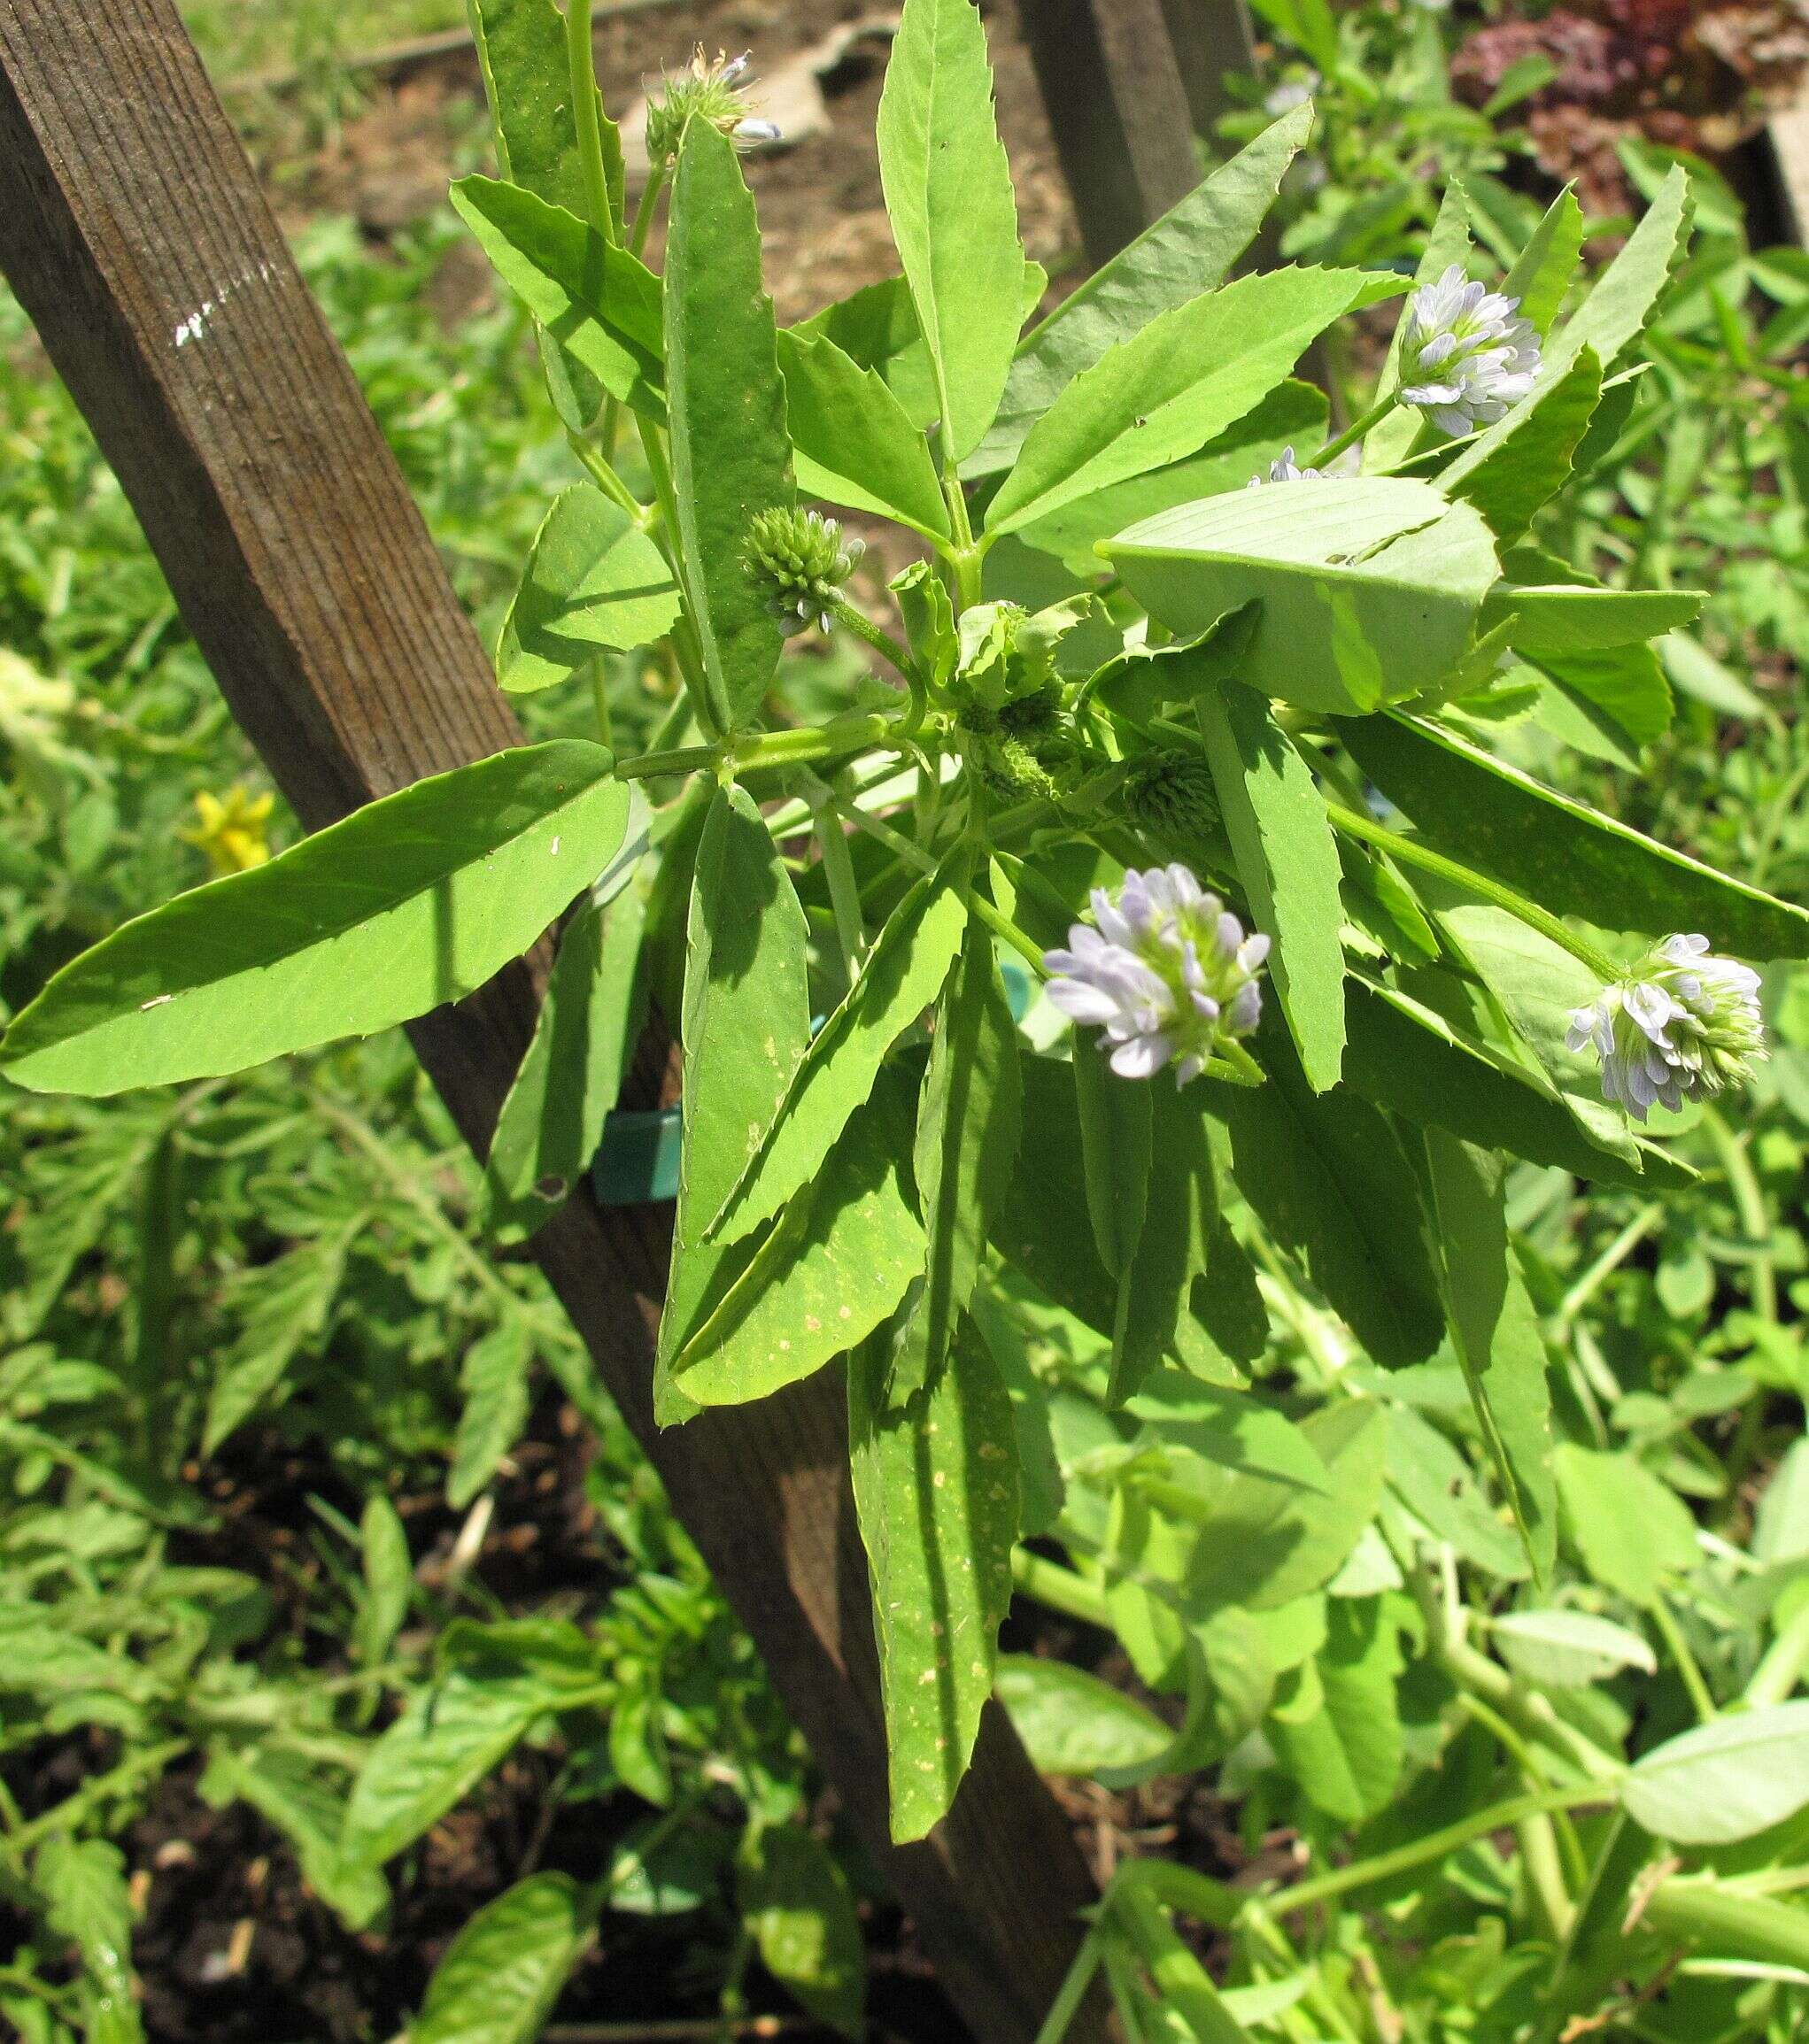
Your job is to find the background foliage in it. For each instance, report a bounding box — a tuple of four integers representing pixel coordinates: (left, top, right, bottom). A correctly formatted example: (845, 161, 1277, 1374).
(0, 2, 1805, 2040)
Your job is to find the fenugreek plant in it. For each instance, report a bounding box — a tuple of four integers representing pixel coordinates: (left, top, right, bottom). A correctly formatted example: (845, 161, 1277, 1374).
(6, 0, 1809, 2025)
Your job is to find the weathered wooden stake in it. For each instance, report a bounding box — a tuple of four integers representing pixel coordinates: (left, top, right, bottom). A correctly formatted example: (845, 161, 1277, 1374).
(0, 4, 1106, 2037)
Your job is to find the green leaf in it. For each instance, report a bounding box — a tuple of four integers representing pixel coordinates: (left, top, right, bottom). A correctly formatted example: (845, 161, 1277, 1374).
(1073, 1034, 1150, 1281)
(1341, 714, 1809, 960)
(792, 275, 938, 432)
(1343, 978, 1689, 1190)
(1486, 582, 1704, 656)
(414, 1873, 595, 2044)
(849, 1315, 1019, 1841)
(468, 0, 615, 227)
(203, 1220, 355, 1453)
(1427, 894, 1648, 1161)
(1187, 1399, 1390, 1614)
(606, 1815, 727, 1913)
(891, 920, 1021, 1399)
(354, 1493, 413, 1673)
(485, 870, 648, 1242)
(1489, 1609, 1656, 1688)
(450, 1319, 534, 1508)
(1112, 1079, 1224, 1405)
(1386, 1403, 1530, 1581)
(993, 1053, 1118, 1337)
(1554, 1446, 1699, 1607)
(1206, 1014, 1442, 1368)
(35, 1835, 143, 2044)
(1196, 678, 1344, 1090)
(1622, 1703, 1809, 1847)
(708, 863, 968, 1243)
(497, 485, 681, 693)
(342, 1671, 557, 1866)
(988, 267, 1399, 537)
(668, 1080, 925, 1408)
(970, 105, 1315, 478)
(1546, 165, 1690, 379)
(1268, 1600, 1403, 1823)
(3, 743, 627, 1095)
(1014, 381, 1328, 567)
(1502, 185, 1585, 336)
(1419, 1130, 1557, 1582)
(1536, 641, 1674, 767)
(994, 1655, 1172, 1777)
(776, 329, 949, 540)
(1110, 477, 1499, 714)
(738, 1827, 866, 2038)
(450, 177, 663, 418)
(655, 784, 811, 1425)
(468, 0, 620, 422)
(664, 122, 794, 736)
(202, 1748, 390, 1932)
(1442, 347, 1604, 545)
(877, 0, 1025, 461)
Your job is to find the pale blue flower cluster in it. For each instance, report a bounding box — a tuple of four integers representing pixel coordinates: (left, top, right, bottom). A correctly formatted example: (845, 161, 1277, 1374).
(1397, 264, 1541, 435)
(1249, 445, 1325, 487)
(1566, 934, 1766, 1121)
(1044, 865, 1268, 1084)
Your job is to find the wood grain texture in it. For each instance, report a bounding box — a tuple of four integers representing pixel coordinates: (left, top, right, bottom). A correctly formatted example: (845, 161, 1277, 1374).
(1014, 0, 1201, 263)
(0, 4, 1105, 2037)
(1159, 0, 1257, 142)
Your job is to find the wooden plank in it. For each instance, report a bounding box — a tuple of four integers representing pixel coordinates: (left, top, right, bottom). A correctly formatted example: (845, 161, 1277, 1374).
(1159, 0, 1258, 141)
(1766, 85, 1809, 250)
(0, 5, 1106, 2038)
(1014, 0, 1202, 262)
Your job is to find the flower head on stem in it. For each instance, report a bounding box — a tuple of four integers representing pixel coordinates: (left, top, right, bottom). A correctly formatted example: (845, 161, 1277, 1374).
(1566, 934, 1766, 1122)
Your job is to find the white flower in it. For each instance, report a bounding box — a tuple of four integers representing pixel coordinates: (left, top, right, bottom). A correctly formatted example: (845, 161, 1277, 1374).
(1044, 865, 1269, 1084)
(1264, 75, 1318, 116)
(1249, 445, 1324, 487)
(1565, 934, 1766, 1122)
(1396, 263, 1541, 435)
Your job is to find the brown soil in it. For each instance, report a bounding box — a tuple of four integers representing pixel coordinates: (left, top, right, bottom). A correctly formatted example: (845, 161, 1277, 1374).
(264, 0, 1079, 325)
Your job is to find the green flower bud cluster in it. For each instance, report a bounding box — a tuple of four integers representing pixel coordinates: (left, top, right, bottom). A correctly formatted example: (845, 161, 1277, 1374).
(1123, 750, 1220, 839)
(744, 507, 864, 636)
(645, 48, 782, 167)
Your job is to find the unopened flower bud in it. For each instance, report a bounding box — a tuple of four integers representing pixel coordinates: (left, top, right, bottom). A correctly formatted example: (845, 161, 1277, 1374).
(1123, 751, 1220, 838)
(744, 506, 863, 635)
(1044, 865, 1268, 1084)
(1566, 934, 1766, 1122)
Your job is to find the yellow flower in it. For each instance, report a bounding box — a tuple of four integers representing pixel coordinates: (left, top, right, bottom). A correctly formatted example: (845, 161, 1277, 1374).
(181, 784, 274, 875)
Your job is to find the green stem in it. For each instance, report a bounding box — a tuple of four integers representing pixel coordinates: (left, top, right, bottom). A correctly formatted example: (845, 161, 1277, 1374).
(615, 744, 718, 781)
(806, 777, 869, 980)
(832, 789, 938, 875)
(1033, 1932, 1104, 2044)
(566, 430, 644, 518)
(1643, 1882, 1809, 1971)
(826, 592, 918, 682)
(1746, 1594, 1809, 1708)
(1555, 1202, 1665, 1335)
(1311, 389, 1401, 469)
(1272, 1783, 1610, 1918)
(628, 160, 668, 259)
(11, 1739, 190, 1852)
(967, 888, 1048, 972)
(1011, 1547, 1113, 1629)
(1651, 1592, 1717, 1724)
(589, 658, 614, 751)
(1325, 798, 1622, 980)
(563, 0, 615, 243)
(1700, 1104, 1777, 1323)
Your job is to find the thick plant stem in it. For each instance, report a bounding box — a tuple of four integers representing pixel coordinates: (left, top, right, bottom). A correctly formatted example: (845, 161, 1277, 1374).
(1651, 1592, 1718, 1724)
(1643, 1882, 1809, 1971)
(563, 0, 615, 243)
(1311, 389, 1400, 469)
(1745, 1595, 1809, 1708)
(1011, 1548, 1113, 1630)
(1325, 798, 1623, 981)
(826, 593, 917, 682)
